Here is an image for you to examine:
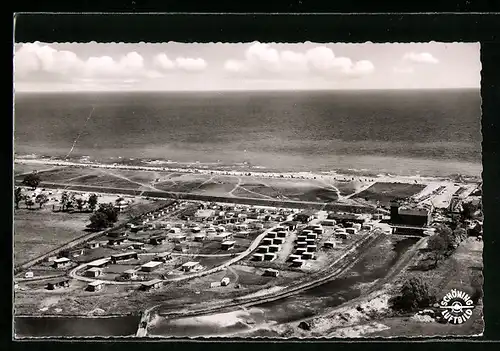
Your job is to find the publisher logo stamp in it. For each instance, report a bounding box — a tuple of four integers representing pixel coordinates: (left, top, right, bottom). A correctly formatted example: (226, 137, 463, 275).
(439, 289, 475, 324)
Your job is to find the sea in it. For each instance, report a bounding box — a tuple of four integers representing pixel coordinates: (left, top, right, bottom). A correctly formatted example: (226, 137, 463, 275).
(13, 89, 482, 177)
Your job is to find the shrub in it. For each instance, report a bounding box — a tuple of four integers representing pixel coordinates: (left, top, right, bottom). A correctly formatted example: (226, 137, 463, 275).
(390, 277, 437, 313)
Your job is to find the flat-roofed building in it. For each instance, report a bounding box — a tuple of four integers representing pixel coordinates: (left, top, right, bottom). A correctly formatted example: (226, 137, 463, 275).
(324, 241, 336, 249)
(268, 244, 281, 253)
(221, 240, 236, 250)
(52, 257, 71, 269)
(291, 259, 304, 267)
(110, 251, 138, 264)
(46, 278, 70, 290)
(88, 258, 111, 269)
(154, 252, 172, 262)
(86, 280, 104, 292)
(262, 238, 273, 246)
(141, 279, 163, 291)
(122, 269, 138, 280)
(181, 261, 202, 272)
(263, 268, 279, 277)
(85, 267, 102, 278)
(297, 241, 307, 248)
(87, 241, 100, 249)
(252, 253, 265, 261)
(141, 261, 163, 272)
(264, 253, 276, 261)
(302, 252, 315, 260)
(149, 235, 167, 245)
(306, 245, 317, 252)
(289, 254, 301, 261)
(273, 237, 285, 245)
(257, 246, 269, 253)
(276, 231, 287, 238)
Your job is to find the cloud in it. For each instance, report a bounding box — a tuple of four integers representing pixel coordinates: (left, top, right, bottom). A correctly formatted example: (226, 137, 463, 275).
(175, 57, 207, 72)
(403, 52, 439, 64)
(14, 43, 207, 85)
(224, 42, 374, 78)
(393, 66, 414, 74)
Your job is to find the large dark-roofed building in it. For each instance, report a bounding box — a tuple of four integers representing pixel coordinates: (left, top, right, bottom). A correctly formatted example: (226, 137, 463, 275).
(390, 201, 431, 227)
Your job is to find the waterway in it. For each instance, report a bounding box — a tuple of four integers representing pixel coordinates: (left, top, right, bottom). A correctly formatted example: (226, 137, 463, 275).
(14, 315, 141, 338)
(147, 235, 419, 337)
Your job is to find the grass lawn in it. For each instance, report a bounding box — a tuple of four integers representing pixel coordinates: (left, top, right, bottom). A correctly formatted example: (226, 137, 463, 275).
(353, 182, 426, 205)
(14, 209, 91, 266)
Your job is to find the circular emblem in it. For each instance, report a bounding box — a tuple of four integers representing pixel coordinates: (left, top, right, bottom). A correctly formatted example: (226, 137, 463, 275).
(439, 289, 475, 324)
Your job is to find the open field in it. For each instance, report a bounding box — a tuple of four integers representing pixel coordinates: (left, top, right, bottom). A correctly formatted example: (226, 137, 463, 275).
(14, 209, 90, 266)
(17, 166, 341, 203)
(353, 182, 427, 206)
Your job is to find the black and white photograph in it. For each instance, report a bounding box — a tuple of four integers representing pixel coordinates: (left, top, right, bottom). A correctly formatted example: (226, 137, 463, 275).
(13, 40, 483, 338)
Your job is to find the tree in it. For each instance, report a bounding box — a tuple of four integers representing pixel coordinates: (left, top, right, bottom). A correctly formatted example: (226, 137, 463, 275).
(390, 277, 437, 312)
(88, 193, 98, 211)
(75, 197, 85, 212)
(60, 192, 69, 211)
(97, 203, 119, 223)
(35, 193, 49, 209)
(428, 234, 448, 268)
(461, 201, 480, 221)
(452, 227, 468, 245)
(22, 172, 41, 189)
(14, 187, 23, 209)
(88, 212, 111, 231)
(24, 197, 34, 209)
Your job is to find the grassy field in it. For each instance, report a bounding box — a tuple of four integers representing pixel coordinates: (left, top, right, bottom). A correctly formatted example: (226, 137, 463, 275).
(14, 209, 91, 266)
(353, 182, 426, 205)
(25, 166, 341, 203)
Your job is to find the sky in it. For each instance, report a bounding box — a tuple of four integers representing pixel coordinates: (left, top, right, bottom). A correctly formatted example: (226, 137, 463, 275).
(13, 42, 481, 92)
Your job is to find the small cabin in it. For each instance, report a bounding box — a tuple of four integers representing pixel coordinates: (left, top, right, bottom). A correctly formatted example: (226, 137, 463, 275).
(129, 242, 146, 250)
(306, 233, 318, 240)
(321, 220, 336, 226)
(273, 238, 285, 245)
(173, 235, 187, 243)
(86, 280, 104, 292)
(335, 233, 349, 240)
(85, 267, 102, 278)
(257, 245, 269, 254)
(141, 279, 163, 291)
(88, 258, 111, 269)
(194, 234, 206, 242)
(221, 240, 236, 251)
(149, 236, 167, 245)
(24, 271, 34, 279)
(153, 252, 172, 262)
(252, 253, 265, 261)
(324, 241, 336, 249)
(220, 277, 230, 286)
(46, 278, 70, 290)
(262, 238, 273, 246)
(302, 252, 315, 260)
(276, 231, 287, 238)
(295, 248, 307, 255)
(181, 261, 202, 272)
(87, 241, 100, 250)
(297, 241, 308, 248)
(345, 228, 358, 235)
(268, 244, 281, 253)
(141, 261, 163, 272)
(110, 251, 138, 264)
(263, 268, 279, 277)
(52, 257, 71, 269)
(169, 227, 181, 234)
(108, 237, 127, 246)
(288, 254, 301, 262)
(306, 245, 317, 252)
(122, 269, 138, 280)
(267, 232, 277, 239)
(264, 253, 276, 261)
(191, 226, 201, 233)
